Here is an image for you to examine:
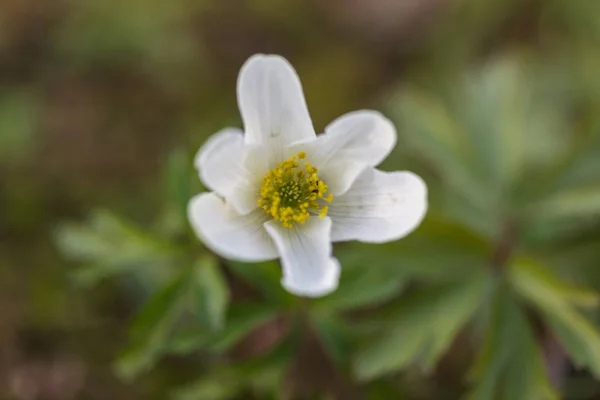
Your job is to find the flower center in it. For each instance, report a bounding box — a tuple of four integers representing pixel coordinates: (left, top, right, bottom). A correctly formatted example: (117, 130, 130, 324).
(258, 151, 333, 228)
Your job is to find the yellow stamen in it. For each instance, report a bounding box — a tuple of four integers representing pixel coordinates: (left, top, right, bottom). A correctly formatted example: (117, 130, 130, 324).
(258, 152, 333, 228)
(319, 206, 328, 218)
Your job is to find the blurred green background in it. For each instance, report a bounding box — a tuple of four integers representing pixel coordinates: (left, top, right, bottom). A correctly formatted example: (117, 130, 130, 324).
(3, 0, 600, 398)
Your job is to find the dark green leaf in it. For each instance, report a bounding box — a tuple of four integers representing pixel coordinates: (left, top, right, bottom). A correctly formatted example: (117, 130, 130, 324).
(468, 282, 558, 400)
(530, 184, 600, 220)
(165, 327, 209, 355)
(115, 269, 189, 381)
(209, 303, 278, 352)
(171, 372, 240, 400)
(114, 340, 161, 384)
(511, 258, 600, 377)
(353, 272, 489, 380)
(55, 210, 179, 286)
(337, 215, 489, 283)
(194, 257, 230, 331)
(313, 262, 406, 312)
(311, 314, 356, 366)
(160, 146, 196, 236)
(227, 260, 293, 306)
(510, 258, 598, 308)
(391, 88, 489, 211)
(171, 340, 290, 400)
(129, 269, 189, 341)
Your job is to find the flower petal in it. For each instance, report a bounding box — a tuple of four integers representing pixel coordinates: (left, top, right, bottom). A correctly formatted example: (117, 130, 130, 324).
(302, 110, 396, 168)
(195, 128, 244, 191)
(319, 159, 367, 196)
(328, 168, 427, 243)
(288, 110, 396, 196)
(188, 192, 278, 262)
(237, 54, 316, 161)
(195, 129, 267, 214)
(264, 217, 340, 297)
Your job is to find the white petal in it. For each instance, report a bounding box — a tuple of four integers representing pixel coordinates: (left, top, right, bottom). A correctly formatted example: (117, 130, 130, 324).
(237, 54, 315, 161)
(298, 110, 396, 168)
(264, 217, 340, 298)
(288, 110, 396, 196)
(195, 128, 244, 192)
(328, 168, 427, 243)
(188, 193, 278, 262)
(319, 159, 367, 196)
(194, 129, 267, 215)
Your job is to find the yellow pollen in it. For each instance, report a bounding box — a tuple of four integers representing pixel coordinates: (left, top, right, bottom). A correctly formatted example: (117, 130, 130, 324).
(258, 152, 333, 228)
(319, 206, 329, 218)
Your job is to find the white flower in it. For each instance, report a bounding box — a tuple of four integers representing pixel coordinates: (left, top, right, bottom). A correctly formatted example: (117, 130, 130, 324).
(188, 54, 427, 298)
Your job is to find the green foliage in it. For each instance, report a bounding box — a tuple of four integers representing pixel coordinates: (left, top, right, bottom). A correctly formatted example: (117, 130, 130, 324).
(468, 283, 558, 400)
(312, 256, 407, 312)
(36, 1, 600, 398)
(55, 210, 180, 287)
(160, 146, 200, 236)
(207, 303, 279, 353)
(390, 49, 600, 398)
(115, 256, 239, 379)
(194, 257, 229, 331)
(353, 272, 490, 380)
(227, 261, 294, 306)
(335, 216, 490, 282)
(172, 340, 290, 400)
(310, 314, 357, 367)
(511, 258, 600, 376)
(116, 269, 190, 381)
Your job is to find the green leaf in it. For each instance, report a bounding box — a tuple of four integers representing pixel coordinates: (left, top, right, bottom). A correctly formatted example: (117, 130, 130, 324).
(438, 186, 501, 239)
(231, 338, 291, 393)
(209, 303, 278, 352)
(171, 372, 240, 400)
(311, 314, 356, 367)
(468, 282, 558, 400)
(510, 258, 598, 308)
(511, 258, 600, 377)
(171, 340, 290, 400)
(227, 260, 293, 306)
(313, 263, 406, 312)
(451, 54, 570, 193)
(393, 53, 573, 216)
(165, 327, 209, 355)
(337, 215, 490, 283)
(116, 269, 189, 380)
(551, 134, 600, 190)
(458, 56, 528, 187)
(114, 340, 162, 384)
(159, 146, 197, 236)
(166, 147, 193, 216)
(530, 184, 600, 220)
(541, 238, 600, 293)
(353, 272, 489, 380)
(55, 210, 179, 286)
(129, 269, 188, 339)
(194, 257, 230, 331)
(391, 88, 488, 211)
